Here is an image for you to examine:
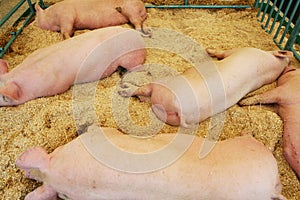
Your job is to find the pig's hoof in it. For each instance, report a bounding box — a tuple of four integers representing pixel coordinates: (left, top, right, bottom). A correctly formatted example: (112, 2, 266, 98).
(137, 28, 152, 38)
(206, 48, 217, 57)
(25, 185, 58, 200)
(118, 88, 133, 97)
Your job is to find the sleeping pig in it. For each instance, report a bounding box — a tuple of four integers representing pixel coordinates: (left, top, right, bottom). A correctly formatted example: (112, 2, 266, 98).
(16, 125, 286, 200)
(0, 26, 146, 106)
(35, 0, 150, 39)
(122, 47, 292, 127)
(239, 66, 300, 178)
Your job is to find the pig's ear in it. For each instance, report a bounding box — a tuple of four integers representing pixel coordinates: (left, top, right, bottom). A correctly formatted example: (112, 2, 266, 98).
(0, 82, 22, 103)
(34, 2, 43, 13)
(0, 59, 8, 75)
(272, 50, 293, 59)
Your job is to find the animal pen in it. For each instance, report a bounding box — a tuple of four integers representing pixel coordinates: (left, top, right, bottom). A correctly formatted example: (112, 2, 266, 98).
(0, 0, 299, 199)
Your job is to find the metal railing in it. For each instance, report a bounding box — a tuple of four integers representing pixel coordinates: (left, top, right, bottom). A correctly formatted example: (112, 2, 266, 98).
(0, 0, 35, 58)
(145, 0, 252, 9)
(255, 0, 300, 61)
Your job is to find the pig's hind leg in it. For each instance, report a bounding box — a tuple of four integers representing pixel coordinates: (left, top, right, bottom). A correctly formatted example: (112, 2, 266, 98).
(206, 48, 239, 59)
(59, 18, 75, 39)
(25, 185, 57, 200)
(16, 147, 50, 177)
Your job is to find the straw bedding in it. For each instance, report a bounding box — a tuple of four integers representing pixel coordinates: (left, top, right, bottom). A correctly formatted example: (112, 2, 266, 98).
(0, 0, 299, 199)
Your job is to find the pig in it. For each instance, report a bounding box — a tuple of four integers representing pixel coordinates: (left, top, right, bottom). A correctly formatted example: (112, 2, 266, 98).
(239, 66, 300, 178)
(16, 125, 286, 200)
(34, 0, 150, 39)
(0, 26, 146, 106)
(121, 47, 292, 127)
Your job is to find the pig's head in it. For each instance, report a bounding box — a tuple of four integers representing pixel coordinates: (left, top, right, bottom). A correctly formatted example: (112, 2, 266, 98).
(270, 50, 293, 67)
(34, 3, 59, 32)
(0, 81, 22, 106)
(133, 76, 200, 128)
(148, 83, 181, 127)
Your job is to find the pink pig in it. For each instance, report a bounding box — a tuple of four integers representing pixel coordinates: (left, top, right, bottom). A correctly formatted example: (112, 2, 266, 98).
(239, 66, 300, 178)
(0, 26, 146, 106)
(126, 47, 292, 127)
(35, 0, 150, 39)
(16, 125, 286, 200)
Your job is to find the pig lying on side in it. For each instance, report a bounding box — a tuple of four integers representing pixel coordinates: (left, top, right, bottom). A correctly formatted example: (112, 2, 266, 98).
(0, 27, 146, 106)
(35, 0, 150, 39)
(240, 67, 300, 178)
(16, 125, 286, 200)
(121, 47, 292, 127)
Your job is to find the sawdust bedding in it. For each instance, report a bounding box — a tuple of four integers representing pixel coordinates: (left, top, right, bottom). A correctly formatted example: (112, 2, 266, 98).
(0, 2, 300, 200)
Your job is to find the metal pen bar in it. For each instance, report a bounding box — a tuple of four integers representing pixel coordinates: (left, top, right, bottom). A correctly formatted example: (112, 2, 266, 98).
(292, 48, 300, 61)
(257, 0, 265, 18)
(273, 0, 293, 43)
(260, 0, 271, 23)
(146, 5, 251, 9)
(262, 0, 277, 30)
(268, 0, 284, 33)
(254, 0, 259, 8)
(0, 0, 35, 58)
(279, 0, 299, 45)
(0, 0, 27, 27)
(0, 11, 35, 58)
(26, 0, 35, 13)
(285, 15, 300, 50)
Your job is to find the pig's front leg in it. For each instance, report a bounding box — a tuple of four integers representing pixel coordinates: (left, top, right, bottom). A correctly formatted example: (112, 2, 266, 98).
(16, 147, 58, 199)
(59, 17, 75, 39)
(25, 185, 57, 200)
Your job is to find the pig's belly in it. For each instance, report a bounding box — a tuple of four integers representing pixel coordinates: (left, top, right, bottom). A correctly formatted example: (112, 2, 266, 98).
(75, 12, 128, 30)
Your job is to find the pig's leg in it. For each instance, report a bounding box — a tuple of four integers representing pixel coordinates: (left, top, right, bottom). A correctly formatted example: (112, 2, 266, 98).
(59, 18, 74, 40)
(129, 83, 153, 102)
(129, 16, 151, 37)
(0, 59, 8, 74)
(115, 7, 151, 37)
(25, 185, 57, 200)
(206, 48, 239, 59)
(238, 86, 282, 106)
(16, 147, 50, 179)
